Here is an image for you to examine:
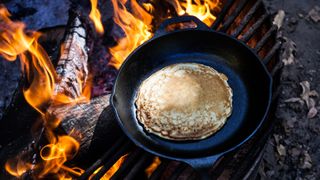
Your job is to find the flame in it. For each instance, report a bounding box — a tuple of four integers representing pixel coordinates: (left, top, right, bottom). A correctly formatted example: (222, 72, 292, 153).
(53, 76, 92, 106)
(171, 0, 220, 26)
(89, 0, 104, 34)
(108, 0, 153, 69)
(0, 5, 55, 113)
(39, 135, 79, 176)
(5, 158, 34, 178)
(89, 154, 128, 180)
(0, 5, 85, 179)
(1, 0, 222, 178)
(145, 157, 161, 178)
(108, 0, 220, 69)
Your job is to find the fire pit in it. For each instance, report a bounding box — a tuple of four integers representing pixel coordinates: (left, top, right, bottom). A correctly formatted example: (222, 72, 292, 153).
(0, 0, 283, 179)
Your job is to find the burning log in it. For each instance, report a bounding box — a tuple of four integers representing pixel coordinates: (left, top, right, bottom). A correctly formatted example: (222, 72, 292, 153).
(48, 94, 123, 163)
(45, 7, 122, 161)
(54, 10, 89, 99)
(0, 6, 121, 175)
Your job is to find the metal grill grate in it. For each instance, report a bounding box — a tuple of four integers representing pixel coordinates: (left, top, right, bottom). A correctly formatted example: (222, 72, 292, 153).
(79, 0, 283, 179)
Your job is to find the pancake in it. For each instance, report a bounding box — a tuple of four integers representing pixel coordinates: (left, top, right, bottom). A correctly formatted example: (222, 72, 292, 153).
(135, 63, 233, 140)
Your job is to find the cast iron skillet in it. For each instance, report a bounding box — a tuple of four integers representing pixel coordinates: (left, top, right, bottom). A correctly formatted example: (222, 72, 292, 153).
(111, 16, 272, 178)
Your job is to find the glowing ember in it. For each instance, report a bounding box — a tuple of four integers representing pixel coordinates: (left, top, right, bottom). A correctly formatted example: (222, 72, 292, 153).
(108, 0, 153, 69)
(145, 157, 161, 177)
(89, 0, 104, 34)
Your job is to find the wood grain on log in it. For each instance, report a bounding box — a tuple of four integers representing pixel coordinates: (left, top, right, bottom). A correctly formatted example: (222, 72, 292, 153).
(55, 12, 88, 98)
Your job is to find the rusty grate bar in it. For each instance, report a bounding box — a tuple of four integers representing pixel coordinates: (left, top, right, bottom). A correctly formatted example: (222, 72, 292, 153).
(271, 59, 283, 77)
(149, 160, 169, 180)
(242, 145, 266, 180)
(209, 153, 235, 179)
(219, 0, 251, 32)
(77, 1, 281, 179)
(231, 0, 262, 37)
(91, 141, 132, 180)
(124, 153, 153, 179)
(241, 13, 268, 42)
(263, 41, 282, 65)
(230, 128, 272, 179)
(78, 136, 127, 180)
(232, 143, 267, 179)
(211, 0, 236, 29)
(254, 25, 278, 52)
(110, 148, 145, 179)
(169, 162, 190, 180)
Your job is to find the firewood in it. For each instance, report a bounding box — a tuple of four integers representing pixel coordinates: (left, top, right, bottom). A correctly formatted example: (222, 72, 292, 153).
(54, 9, 88, 99)
(47, 94, 123, 162)
(0, 94, 123, 178)
(0, 7, 121, 168)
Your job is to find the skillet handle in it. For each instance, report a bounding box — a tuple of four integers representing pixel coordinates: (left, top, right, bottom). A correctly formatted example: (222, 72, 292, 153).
(184, 155, 221, 180)
(154, 16, 210, 37)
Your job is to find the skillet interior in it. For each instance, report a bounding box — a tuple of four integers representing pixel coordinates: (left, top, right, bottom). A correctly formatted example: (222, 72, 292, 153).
(112, 29, 272, 159)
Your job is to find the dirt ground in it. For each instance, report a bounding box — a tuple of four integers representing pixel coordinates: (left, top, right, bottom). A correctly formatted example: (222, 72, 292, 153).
(0, 0, 320, 179)
(259, 0, 320, 179)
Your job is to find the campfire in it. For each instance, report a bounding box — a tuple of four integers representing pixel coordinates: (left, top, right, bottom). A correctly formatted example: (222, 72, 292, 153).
(0, 0, 282, 179)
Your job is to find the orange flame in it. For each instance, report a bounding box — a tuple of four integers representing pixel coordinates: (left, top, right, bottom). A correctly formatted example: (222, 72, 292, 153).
(39, 135, 80, 177)
(108, 0, 153, 69)
(0, 5, 55, 114)
(171, 0, 220, 26)
(89, 0, 104, 34)
(145, 157, 161, 178)
(5, 158, 34, 178)
(108, 0, 220, 69)
(89, 154, 128, 180)
(1, 0, 222, 178)
(0, 5, 84, 179)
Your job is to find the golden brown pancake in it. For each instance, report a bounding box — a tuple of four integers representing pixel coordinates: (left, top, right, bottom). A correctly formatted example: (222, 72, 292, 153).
(135, 63, 233, 140)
